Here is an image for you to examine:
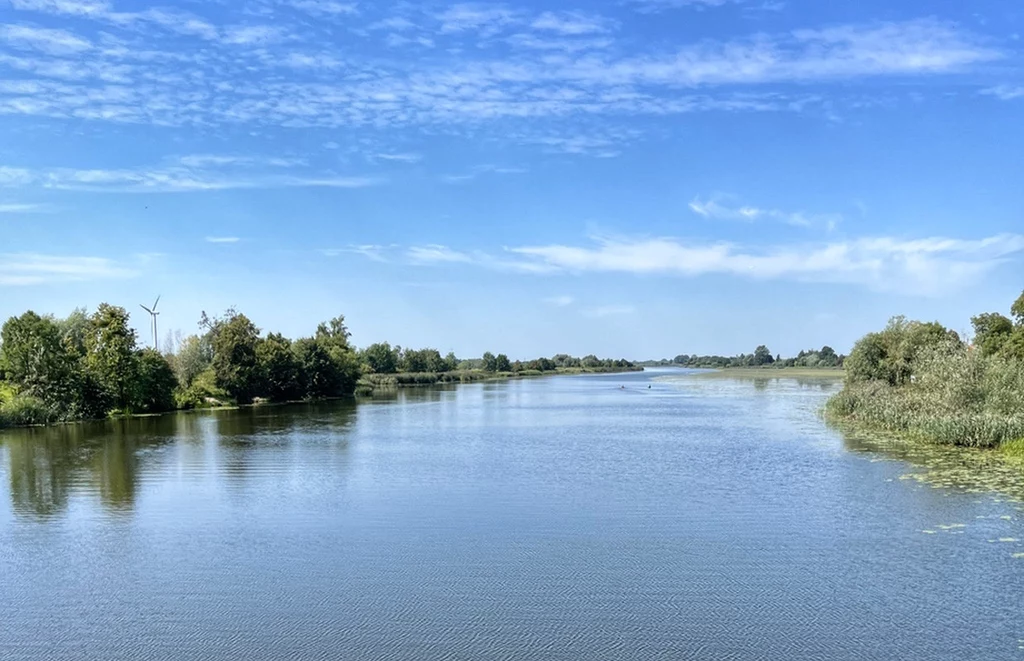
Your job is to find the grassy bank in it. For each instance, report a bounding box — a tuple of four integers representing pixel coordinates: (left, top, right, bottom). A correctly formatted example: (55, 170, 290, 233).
(357, 366, 643, 393)
(690, 367, 844, 379)
(824, 311, 1024, 452)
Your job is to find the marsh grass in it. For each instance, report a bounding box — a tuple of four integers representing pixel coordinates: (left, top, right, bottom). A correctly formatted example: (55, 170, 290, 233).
(826, 341, 1024, 450)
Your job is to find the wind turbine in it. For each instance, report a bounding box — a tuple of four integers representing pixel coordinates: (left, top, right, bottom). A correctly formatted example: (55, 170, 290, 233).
(140, 295, 161, 350)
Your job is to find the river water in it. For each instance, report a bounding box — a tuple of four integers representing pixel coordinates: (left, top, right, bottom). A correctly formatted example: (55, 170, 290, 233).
(1, 369, 1022, 660)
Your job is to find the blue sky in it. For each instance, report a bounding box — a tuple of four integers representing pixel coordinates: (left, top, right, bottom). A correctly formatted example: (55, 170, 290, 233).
(1, 0, 1022, 359)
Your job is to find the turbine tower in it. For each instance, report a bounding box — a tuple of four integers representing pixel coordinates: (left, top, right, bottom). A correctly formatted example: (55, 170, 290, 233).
(139, 295, 161, 350)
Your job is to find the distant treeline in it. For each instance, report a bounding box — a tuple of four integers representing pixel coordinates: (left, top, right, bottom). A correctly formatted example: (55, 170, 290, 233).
(643, 345, 845, 369)
(0, 305, 636, 428)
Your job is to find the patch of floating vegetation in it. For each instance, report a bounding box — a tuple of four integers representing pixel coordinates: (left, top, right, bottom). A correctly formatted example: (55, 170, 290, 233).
(837, 425, 1024, 503)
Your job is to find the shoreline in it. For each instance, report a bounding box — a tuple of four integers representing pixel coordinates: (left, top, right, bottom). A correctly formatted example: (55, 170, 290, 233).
(0, 367, 645, 431)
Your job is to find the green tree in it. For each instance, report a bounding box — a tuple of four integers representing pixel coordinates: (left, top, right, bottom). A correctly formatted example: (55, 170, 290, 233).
(133, 349, 177, 413)
(0, 311, 83, 419)
(971, 312, 1014, 357)
(85, 304, 139, 411)
(209, 311, 262, 404)
(845, 316, 954, 386)
(495, 353, 512, 372)
(482, 351, 497, 372)
(753, 345, 774, 366)
(1011, 290, 1024, 325)
(363, 342, 398, 374)
(443, 352, 459, 372)
(258, 333, 301, 402)
(172, 334, 211, 387)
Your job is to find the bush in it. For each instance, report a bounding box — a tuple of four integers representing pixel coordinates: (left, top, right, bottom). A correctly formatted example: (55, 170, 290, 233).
(0, 393, 52, 427)
(827, 330, 1024, 449)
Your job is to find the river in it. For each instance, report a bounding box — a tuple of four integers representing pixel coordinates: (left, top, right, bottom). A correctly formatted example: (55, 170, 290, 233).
(1, 369, 1022, 660)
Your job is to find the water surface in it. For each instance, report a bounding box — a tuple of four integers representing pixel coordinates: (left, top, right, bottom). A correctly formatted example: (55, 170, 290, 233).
(2, 370, 1022, 660)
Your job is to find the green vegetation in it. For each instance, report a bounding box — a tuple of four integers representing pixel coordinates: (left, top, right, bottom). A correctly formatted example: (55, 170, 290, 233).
(825, 290, 1024, 450)
(643, 345, 845, 369)
(355, 348, 639, 392)
(1, 304, 639, 428)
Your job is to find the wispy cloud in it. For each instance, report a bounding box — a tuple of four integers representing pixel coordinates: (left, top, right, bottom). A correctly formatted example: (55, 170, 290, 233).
(531, 11, 614, 35)
(505, 233, 1024, 295)
(374, 152, 422, 163)
(980, 85, 1024, 100)
(440, 164, 527, 183)
(0, 159, 381, 192)
(407, 244, 556, 274)
(321, 245, 392, 262)
(286, 0, 358, 17)
(0, 202, 49, 213)
(205, 236, 240, 244)
(689, 196, 841, 229)
(0, 252, 139, 286)
(584, 305, 636, 317)
(0, 24, 92, 55)
(543, 295, 575, 306)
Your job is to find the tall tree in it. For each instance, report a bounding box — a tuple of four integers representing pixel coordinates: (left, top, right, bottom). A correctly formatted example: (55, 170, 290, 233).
(363, 342, 398, 374)
(753, 345, 774, 366)
(257, 333, 301, 402)
(209, 311, 262, 404)
(482, 351, 497, 372)
(85, 304, 139, 411)
(0, 311, 81, 417)
(133, 349, 177, 413)
(971, 312, 1014, 357)
(495, 354, 512, 372)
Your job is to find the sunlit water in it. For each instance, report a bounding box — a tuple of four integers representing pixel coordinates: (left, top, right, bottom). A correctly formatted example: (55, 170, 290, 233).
(2, 369, 1022, 660)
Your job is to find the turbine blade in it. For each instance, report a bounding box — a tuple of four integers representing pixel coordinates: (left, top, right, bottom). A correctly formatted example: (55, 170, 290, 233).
(140, 304, 152, 313)
(153, 295, 161, 310)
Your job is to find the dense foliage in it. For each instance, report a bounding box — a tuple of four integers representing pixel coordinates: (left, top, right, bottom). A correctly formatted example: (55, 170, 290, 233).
(826, 290, 1024, 450)
(1, 303, 638, 428)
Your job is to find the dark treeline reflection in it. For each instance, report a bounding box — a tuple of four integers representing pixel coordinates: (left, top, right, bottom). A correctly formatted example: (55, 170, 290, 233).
(3, 400, 359, 518)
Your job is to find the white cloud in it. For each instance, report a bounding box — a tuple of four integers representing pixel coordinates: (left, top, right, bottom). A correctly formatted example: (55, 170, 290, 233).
(407, 245, 476, 264)
(0, 162, 381, 193)
(374, 152, 422, 163)
(980, 85, 1024, 100)
(531, 11, 614, 35)
(584, 305, 636, 317)
(0, 252, 138, 286)
(205, 236, 240, 243)
(0, 24, 93, 55)
(286, 0, 358, 17)
(222, 25, 289, 46)
(0, 202, 48, 213)
(506, 233, 1024, 295)
(321, 245, 391, 261)
(689, 196, 840, 229)
(543, 295, 575, 306)
(437, 3, 519, 35)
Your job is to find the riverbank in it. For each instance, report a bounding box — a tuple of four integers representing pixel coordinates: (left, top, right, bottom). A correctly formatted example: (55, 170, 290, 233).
(689, 367, 845, 379)
(356, 366, 644, 393)
(823, 304, 1024, 454)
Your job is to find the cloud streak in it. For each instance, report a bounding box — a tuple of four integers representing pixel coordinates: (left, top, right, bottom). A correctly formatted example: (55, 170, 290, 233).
(506, 233, 1024, 295)
(0, 158, 381, 192)
(0, 252, 139, 286)
(689, 196, 841, 229)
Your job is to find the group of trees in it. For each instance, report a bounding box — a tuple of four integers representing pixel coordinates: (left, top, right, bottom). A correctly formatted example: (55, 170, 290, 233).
(173, 310, 360, 407)
(827, 290, 1024, 449)
(1, 302, 639, 427)
(0, 306, 177, 424)
(655, 345, 845, 369)
(0, 305, 361, 426)
(357, 344, 635, 376)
